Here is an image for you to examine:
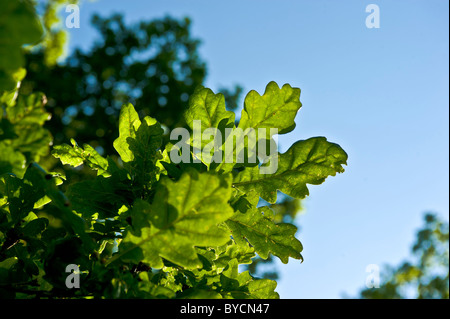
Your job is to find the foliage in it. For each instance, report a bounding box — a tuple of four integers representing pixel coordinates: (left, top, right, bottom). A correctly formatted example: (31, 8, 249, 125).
(357, 213, 449, 299)
(0, 0, 43, 95)
(1, 84, 347, 298)
(22, 13, 209, 157)
(0, 0, 348, 299)
(21, 4, 293, 280)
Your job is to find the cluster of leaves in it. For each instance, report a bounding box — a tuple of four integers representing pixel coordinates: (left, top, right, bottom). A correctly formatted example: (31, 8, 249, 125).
(1, 78, 347, 298)
(19, 4, 289, 282)
(0, 92, 52, 177)
(0, 0, 42, 96)
(22, 13, 210, 157)
(0, 0, 50, 177)
(357, 213, 449, 299)
(1, 0, 348, 299)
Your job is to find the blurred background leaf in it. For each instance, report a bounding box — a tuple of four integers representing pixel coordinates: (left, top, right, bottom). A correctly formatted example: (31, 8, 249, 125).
(355, 213, 449, 299)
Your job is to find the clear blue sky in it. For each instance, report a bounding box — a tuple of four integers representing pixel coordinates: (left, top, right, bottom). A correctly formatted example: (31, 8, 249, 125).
(64, 0, 449, 298)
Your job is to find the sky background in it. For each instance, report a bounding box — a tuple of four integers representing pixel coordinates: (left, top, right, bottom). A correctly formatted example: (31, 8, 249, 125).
(63, 0, 449, 298)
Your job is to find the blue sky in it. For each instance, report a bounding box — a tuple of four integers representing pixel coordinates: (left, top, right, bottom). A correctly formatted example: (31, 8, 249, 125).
(64, 0, 449, 298)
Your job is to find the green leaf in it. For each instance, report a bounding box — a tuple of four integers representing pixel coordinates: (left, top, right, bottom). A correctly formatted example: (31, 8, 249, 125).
(0, 257, 18, 271)
(52, 139, 109, 176)
(209, 82, 302, 173)
(0, 171, 42, 222)
(219, 259, 279, 299)
(184, 86, 235, 135)
(0, 0, 43, 46)
(66, 173, 132, 219)
(238, 81, 302, 135)
(233, 137, 348, 203)
(21, 218, 49, 237)
(210, 240, 256, 269)
(113, 103, 142, 163)
(180, 87, 236, 170)
(138, 272, 176, 298)
(0, 0, 43, 92)
(225, 196, 303, 264)
(115, 169, 234, 269)
(0, 144, 26, 176)
(10, 126, 51, 160)
(21, 164, 94, 250)
(0, 68, 26, 106)
(113, 103, 164, 189)
(6, 93, 50, 126)
(192, 240, 256, 278)
(1, 93, 52, 166)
